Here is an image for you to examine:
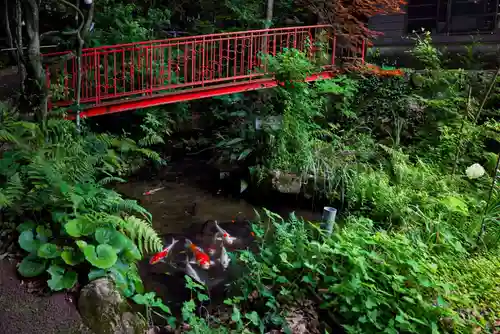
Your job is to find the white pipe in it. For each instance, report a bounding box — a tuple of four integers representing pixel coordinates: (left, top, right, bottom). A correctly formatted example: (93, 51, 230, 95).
(321, 206, 337, 236)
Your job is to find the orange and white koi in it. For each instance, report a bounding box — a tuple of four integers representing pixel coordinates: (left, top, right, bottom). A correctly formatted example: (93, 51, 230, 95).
(142, 187, 165, 196)
(207, 232, 220, 256)
(149, 238, 178, 265)
(214, 221, 236, 245)
(185, 239, 212, 270)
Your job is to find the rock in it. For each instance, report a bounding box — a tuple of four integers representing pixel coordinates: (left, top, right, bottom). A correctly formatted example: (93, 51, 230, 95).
(78, 278, 147, 334)
(283, 299, 320, 334)
(270, 170, 302, 194)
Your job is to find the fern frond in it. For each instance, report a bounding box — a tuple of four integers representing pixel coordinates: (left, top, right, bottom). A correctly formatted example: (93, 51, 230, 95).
(0, 129, 21, 145)
(135, 148, 162, 163)
(0, 190, 10, 209)
(110, 199, 152, 222)
(122, 215, 163, 254)
(4, 173, 24, 204)
(94, 133, 116, 148)
(112, 137, 139, 152)
(138, 133, 164, 147)
(98, 176, 127, 186)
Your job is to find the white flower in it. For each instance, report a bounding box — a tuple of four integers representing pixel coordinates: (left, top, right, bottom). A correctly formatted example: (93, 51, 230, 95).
(465, 163, 485, 179)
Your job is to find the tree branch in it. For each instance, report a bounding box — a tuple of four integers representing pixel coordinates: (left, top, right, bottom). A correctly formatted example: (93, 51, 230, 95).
(39, 0, 85, 41)
(3, 0, 16, 60)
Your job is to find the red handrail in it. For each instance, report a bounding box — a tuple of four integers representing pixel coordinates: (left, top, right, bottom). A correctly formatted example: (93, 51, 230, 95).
(43, 25, 365, 113)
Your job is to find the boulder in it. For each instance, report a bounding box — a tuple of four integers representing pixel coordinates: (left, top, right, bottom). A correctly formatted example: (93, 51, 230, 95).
(78, 278, 147, 334)
(270, 170, 302, 194)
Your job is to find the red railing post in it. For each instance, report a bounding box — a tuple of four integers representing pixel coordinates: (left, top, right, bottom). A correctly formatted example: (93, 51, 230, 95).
(94, 49, 100, 105)
(150, 42, 154, 95)
(201, 36, 206, 86)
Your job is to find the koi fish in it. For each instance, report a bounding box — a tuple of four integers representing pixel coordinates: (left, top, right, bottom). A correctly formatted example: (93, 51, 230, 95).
(185, 239, 212, 270)
(207, 232, 220, 256)
(185, 256, 206, 286)
(240, 179, 248, 193)
(142, 187, 165, 196)
(149, 238, 179, 265)
(219, 244, 230, 270)
(214, 221, 236, 245)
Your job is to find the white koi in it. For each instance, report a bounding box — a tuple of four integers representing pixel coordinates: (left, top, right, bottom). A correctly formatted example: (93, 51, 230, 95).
(214, 220, 237, 245)
(219, 244, 230, 270)
(185, 255, 206, 286)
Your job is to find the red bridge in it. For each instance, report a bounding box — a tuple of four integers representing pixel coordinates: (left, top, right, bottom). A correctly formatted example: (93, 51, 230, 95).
(43, 25, 366, 119)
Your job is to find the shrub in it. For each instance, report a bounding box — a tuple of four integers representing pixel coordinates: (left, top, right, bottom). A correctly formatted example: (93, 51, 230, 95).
(237, 212, 462, 333)
(0, 107, 163, 295)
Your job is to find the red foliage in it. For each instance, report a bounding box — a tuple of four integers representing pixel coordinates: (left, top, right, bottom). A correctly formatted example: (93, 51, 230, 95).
(302, 0, 407, 45)
(364, 64, 405, 77)
(353, 64, 404, 78)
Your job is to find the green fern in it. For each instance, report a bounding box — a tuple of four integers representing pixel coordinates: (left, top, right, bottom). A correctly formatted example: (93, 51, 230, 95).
(98, 176, 127, 186)
(122, 215, 163, 255)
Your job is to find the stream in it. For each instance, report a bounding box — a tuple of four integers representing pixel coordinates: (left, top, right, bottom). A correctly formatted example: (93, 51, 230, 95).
(114, 158, 324, 318)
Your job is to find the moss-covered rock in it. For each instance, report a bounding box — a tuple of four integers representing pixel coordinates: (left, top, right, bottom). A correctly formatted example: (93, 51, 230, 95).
(78, 278, 147, 334)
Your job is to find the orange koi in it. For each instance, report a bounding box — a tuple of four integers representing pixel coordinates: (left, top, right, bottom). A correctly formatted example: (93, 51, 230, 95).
(185, 239, 212, 270)
(149, 238, 178, 265)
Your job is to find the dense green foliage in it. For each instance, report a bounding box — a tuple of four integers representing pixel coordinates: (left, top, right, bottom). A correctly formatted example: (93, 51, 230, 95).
(165, 35, 500, 333)
(0, 104, 163, 295)
(1, 1, 499, 333)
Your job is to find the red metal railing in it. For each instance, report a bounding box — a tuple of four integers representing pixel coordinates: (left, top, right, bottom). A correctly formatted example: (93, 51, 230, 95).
(43, 25, 365, 113)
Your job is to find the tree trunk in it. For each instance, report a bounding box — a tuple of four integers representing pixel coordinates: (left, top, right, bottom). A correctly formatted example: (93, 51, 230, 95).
(14, 0, 25, 94)
(265, 0, 274, 28)
(22, 0, 48, 127)
(3, 0, 16, 62)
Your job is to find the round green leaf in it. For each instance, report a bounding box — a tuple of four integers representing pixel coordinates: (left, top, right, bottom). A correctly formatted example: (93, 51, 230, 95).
(17, 221, 35, 233)
(109, 267, 131, 296)
(129, 270, 144, 295)
(47, 264, 65, 277)
(61, 248, 85, 266)
(46, 265, 78, 291)
(64, 219, 83, 237)
(36, 225, 52, 243)
(18, 230, 41, 253)
(17, 256, 47, 278)
(95, 228, 128, 252)
(80, 242, 118, 269)
(95, 228, 114, 244)
(122, 243, 142, 262)
(65, 217, 96, 237)
(88, 269, 107, 281)
(37, 243, 61, 259)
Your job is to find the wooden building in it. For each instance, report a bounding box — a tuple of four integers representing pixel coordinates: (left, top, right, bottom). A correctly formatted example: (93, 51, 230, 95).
(368, 0, 500, 67)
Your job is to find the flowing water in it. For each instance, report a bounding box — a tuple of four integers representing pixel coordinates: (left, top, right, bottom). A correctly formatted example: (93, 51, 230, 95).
(114, 159, 323, 319)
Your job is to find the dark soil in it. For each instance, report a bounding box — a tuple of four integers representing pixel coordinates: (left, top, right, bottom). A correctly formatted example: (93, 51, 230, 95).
(0, 258, 91, 334)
